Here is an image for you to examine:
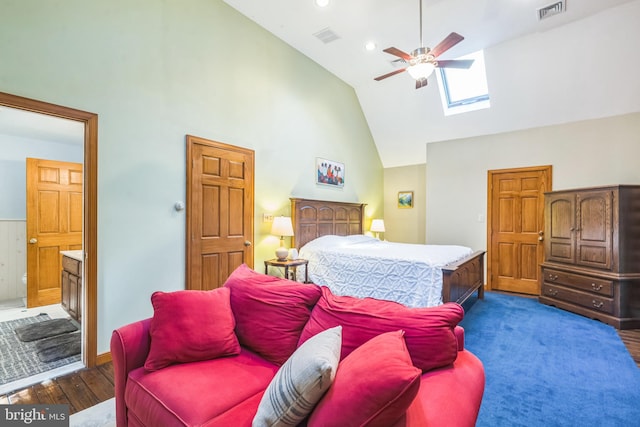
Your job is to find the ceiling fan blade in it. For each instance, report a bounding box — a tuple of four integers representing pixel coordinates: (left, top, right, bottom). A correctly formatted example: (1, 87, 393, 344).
(430, 32, 464, 58)
(383, 47, 413, 61)
(436, 59, 474, 69)
(415, 78, 428, 89)
(374, 68, 407, 81)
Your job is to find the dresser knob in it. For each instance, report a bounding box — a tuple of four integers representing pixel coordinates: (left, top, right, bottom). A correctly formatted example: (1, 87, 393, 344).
(591, 283, 603, 291)
(548, 274, 558, 281)
(547, 288, 558, 296)
(592, 300, 604, 309)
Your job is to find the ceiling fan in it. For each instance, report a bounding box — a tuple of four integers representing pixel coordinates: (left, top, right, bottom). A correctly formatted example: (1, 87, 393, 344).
(374, 0, 474, 89)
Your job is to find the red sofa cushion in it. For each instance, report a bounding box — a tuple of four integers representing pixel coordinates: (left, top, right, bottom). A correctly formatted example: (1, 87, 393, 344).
(299, 287, 464, 372)
(224, 264, 322, 365)
(127, 349, 278, 427)
(144, 287, 240, 371)
(308, 330, 421, 427)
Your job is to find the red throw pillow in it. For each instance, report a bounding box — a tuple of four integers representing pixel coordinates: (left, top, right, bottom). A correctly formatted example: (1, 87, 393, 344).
(299, 287, 464, 372)
(308, 330, 421, 427)
(144, 287, 240, 371)
(223, 264, 323, 365)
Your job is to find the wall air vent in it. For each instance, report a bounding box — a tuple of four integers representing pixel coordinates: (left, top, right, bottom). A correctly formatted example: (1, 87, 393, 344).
(313, 27, 341, 44)
(537, 1, 566, 21)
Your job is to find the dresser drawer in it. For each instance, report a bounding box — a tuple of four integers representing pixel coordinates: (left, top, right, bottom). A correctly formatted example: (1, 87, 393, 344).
(541, 284, 614, 314)
(541, 268, 613, 296)
(62, 256, 81, 276)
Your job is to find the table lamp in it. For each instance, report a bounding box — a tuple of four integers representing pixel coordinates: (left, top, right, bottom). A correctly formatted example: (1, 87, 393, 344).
(370, 219, 385, 239)
(271, 216, 294, 260)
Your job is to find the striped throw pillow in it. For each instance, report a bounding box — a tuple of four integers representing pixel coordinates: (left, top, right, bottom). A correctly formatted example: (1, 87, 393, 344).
(253, 326, 342, 427)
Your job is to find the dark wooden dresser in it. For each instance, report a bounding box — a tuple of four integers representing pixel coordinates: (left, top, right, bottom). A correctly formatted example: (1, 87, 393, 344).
(539, 185, 640, 329)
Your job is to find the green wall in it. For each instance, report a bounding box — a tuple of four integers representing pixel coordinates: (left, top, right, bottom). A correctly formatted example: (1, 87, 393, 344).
(0, 0, 383, 353)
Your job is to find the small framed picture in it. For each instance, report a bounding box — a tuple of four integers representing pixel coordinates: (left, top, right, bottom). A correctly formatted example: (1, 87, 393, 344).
(316, 158, 345, 188)
(398, 191, 413, 209)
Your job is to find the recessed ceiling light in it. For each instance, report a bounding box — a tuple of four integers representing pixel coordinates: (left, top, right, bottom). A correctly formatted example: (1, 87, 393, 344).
(314, 0, 330, 8)
(365, 41, 377, 51)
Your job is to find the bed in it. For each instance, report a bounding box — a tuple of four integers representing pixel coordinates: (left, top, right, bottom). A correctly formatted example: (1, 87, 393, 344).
(290, 198, 485, 307)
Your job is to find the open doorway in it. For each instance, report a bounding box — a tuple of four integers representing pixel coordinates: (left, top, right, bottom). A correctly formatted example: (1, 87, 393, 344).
(0, 92, 98, 393)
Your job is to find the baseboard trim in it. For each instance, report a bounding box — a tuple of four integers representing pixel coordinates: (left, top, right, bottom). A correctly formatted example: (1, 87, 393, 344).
(96, 351, 112, 365)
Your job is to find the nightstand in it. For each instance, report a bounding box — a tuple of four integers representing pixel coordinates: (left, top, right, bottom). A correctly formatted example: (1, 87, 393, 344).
(264, 258, 309, 283)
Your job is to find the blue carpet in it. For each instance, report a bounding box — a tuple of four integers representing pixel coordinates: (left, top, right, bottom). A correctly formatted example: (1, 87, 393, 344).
(460, 292, 640, 427)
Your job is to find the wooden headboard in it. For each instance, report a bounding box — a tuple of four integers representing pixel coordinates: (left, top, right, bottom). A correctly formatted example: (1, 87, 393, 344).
(290, 198, 366, 249)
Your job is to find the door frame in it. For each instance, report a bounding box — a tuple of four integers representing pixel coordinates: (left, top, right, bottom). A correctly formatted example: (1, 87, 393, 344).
(0, 92, 99, 368)
(486, 165, 552, 292)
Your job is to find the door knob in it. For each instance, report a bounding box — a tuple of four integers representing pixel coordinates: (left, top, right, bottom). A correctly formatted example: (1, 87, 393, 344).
(538, 230, 544, 241)
(244, 241, 252, 246)
(29, 238, 38, 244)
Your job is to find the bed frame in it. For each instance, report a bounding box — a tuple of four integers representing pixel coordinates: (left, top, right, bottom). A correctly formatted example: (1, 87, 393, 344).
(290, 198, 485, 306)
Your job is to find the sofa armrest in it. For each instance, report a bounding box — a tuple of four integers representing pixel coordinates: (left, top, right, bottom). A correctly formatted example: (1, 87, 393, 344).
(110, 318, 152, 427)
(454, 326, 465, 351)
(395, 349, 485, 427)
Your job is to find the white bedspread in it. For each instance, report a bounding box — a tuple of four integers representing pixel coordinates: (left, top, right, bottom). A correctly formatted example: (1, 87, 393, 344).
(298, 235, 473, 307)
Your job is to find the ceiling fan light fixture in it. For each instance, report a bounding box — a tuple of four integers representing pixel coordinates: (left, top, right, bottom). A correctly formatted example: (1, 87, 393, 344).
(407, 62, 435, 80)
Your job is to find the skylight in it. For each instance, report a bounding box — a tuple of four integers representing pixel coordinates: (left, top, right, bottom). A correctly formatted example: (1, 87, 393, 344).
(436, 50, 490, 116)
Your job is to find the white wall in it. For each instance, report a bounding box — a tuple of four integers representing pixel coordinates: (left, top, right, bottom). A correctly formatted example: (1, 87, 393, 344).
(426, 112, 640, 253)
(0, 221, 26, 301)
(0, 0, 383, 354)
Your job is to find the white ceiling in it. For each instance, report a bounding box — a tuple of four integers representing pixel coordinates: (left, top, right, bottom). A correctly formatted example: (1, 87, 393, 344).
(2, 1, 637, 164)
(223, 0, 638, 167)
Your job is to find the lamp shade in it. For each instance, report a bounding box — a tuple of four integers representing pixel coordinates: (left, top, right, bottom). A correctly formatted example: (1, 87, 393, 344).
(271, 216, 294, 237)
(370, 219, 386, 233)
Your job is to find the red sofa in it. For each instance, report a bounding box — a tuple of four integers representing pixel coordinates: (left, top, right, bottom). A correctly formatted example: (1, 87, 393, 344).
(111, 264, 484, 427)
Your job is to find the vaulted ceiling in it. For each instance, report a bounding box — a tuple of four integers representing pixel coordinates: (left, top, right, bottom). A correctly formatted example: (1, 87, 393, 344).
(2, 1, 638, 166)
(223, 0, 640, 167)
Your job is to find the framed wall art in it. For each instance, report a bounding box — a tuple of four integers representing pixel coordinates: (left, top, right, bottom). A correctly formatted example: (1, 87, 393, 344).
(398, 191, 413, 208)
(316, 158, 344, 188)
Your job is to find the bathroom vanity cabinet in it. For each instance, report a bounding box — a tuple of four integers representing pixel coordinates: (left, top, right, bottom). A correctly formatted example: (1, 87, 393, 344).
(61, 250, 83, 323)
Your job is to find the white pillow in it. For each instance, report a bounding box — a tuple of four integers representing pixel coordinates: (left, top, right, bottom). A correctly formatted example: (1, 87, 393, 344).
(252, 326, 342, 427)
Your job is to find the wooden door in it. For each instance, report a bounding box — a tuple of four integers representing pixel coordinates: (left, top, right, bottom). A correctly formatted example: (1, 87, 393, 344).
(26, 158, 83, 307)
(488, 166, 551, 295)
(186, 136, 254, 290)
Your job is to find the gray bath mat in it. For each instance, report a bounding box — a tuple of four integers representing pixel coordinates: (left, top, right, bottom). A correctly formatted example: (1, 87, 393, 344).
(35, 332, 81, 363)
(0, 315, 81, 386)
(14, 318, 78, 342)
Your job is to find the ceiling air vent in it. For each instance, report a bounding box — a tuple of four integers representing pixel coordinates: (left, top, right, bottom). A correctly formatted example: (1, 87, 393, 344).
(537, 1, 566, 21)
(313, 27, 341, 44)
(389, 58, 407, 68)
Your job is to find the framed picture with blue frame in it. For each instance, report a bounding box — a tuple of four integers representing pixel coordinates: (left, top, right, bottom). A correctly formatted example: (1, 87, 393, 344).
(316, 158, 344, 187)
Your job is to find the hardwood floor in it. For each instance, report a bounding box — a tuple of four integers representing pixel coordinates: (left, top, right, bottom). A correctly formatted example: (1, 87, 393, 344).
(0, 329, 638, 415)
(619, 329, 640, 368)
(0, 362, 114, 415)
